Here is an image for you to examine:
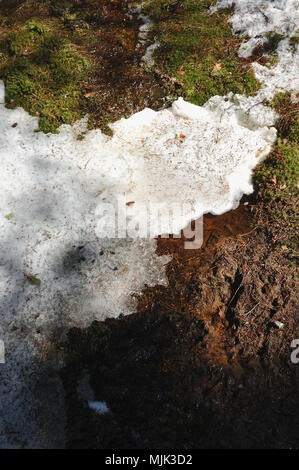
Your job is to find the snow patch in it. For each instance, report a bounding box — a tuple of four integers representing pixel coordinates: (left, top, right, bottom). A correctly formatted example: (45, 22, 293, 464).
(88, 401, 110, 415)
(211, 0, 299, 39)
(134, 3, 158, 66)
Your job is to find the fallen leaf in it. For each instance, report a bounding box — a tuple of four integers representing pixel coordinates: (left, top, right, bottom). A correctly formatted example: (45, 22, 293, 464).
(213, 63, 222, 72)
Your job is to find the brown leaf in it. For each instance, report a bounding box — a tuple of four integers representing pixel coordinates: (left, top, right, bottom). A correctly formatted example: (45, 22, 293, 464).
(213, 63, 222, 72)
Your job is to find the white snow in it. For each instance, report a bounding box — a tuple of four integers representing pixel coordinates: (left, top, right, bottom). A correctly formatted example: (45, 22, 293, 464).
(212, 0, 299, 99)
(88, 401, 110, 415)
(253, 39, 299, 101)
(134, 3, 159, 66)
(211, 0, 299, 39)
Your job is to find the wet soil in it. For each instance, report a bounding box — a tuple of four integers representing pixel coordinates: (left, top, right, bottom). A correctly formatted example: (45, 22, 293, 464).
(73, 0, 171, 129)
(61, 200, 299, 449)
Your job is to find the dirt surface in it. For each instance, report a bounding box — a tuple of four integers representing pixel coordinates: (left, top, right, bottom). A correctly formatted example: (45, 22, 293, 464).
(61, 197, 298, 449)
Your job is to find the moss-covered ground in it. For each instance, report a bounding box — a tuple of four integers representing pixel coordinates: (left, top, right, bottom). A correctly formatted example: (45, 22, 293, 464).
(143, 0, 260, 105)
(253, 92, 299, 262)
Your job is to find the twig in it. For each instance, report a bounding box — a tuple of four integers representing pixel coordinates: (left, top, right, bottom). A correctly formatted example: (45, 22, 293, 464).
(244, 302, 259, 317)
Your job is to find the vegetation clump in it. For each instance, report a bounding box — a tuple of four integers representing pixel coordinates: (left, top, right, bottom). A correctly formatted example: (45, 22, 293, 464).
(143, 0, 261, 105)
(254, 92, 299, 261)
(264, 31, 286, 54)
(0, 2, 93, 133)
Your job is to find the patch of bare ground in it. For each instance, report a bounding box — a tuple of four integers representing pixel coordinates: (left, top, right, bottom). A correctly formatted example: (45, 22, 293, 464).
(0, 0, 171, 133)
(60, 191, 298, 448)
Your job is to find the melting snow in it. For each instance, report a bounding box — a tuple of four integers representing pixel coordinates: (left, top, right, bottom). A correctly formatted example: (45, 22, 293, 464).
(88, 401, 110, 415)
(211, 0, 299, 41)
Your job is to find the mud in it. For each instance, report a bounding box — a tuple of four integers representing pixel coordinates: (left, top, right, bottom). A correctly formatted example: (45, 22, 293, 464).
(61, 200, 298, 449)
(0, 0, 171, 132)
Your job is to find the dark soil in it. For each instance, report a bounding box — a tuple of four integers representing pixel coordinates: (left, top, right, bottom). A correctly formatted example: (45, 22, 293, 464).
(61, 199, 299, 449)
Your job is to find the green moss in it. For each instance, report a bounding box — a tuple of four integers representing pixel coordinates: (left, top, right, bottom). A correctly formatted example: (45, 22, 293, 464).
(270, 92, 299, 141)
(255, 142, 299, 201)
(264, 31, 285, 54)
(0, 0, 170, 134)
(253, 92, 299, 258)
(0, 6, 91, 133)
(143, 0, 260, 105)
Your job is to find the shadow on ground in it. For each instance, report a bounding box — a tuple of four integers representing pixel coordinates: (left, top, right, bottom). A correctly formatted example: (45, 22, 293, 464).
(60, 205, 299, 449)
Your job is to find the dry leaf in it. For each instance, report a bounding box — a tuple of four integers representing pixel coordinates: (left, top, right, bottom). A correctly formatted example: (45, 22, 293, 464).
(213, 63, 222, 72)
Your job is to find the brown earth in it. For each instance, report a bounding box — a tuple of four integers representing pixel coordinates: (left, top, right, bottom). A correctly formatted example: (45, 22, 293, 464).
(61, 193, 298, 449)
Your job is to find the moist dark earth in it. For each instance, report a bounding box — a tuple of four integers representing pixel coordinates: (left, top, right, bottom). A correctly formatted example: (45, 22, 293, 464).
(61, 200, 299, 449)
(1, 0, 298, 449)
